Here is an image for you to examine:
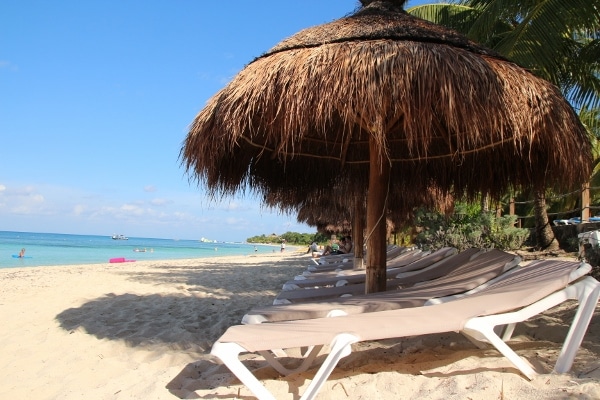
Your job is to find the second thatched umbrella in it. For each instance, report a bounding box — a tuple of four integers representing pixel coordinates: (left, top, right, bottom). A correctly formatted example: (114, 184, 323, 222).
(182, 0, 591, 293)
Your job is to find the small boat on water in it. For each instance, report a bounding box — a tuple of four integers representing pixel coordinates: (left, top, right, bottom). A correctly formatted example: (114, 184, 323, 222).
(111, 234, 129, 240)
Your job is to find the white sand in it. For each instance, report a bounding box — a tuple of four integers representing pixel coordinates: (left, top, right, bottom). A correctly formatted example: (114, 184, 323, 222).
(1, 251, 599, 399)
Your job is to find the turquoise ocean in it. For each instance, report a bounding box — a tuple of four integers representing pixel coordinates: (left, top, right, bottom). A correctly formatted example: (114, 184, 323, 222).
(0, 231, 276, 269)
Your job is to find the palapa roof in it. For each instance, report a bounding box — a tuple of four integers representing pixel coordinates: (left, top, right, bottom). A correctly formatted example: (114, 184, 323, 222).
(265, 181, 453, 229)
(262, 0, 499, 58)
(182, 0, 592, 217)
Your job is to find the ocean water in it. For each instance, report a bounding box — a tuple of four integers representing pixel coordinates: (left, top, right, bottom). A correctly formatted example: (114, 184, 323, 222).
(0, 231, 277, 269)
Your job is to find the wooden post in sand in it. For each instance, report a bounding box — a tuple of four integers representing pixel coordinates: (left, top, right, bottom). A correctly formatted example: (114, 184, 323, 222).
(353, 199, 365, 270)
(582, 182, 590, 222)
(365, 136, 390, 294)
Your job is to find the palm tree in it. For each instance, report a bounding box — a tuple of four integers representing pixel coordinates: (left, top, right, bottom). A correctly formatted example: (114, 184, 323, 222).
(582, 108, 600, 212)
(409, 0, 600, 249)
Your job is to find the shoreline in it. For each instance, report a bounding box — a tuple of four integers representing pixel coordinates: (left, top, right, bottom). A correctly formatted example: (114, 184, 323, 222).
(1, 252, 599, 399)
(0, 244, 302, 270)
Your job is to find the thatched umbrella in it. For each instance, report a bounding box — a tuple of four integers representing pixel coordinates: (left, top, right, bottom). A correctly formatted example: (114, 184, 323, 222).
(182, 0, 592, 293)
(265, 186, 365, 264)
(264, 180, 453, 268)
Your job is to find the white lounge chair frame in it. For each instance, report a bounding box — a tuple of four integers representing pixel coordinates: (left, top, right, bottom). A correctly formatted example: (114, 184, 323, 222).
(211, 261, 599, 400)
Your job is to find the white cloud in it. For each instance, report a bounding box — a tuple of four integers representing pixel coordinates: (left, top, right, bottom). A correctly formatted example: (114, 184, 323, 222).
(120, 203, 146, 216)
(0, 60, 18, 71)
(219, 200, 256, 212)
(150, 198, 171, 206)
(0, 180, 313, 241)
(72, 204, 85, 216)
(225, 216, 250, 227)
(0, 184, 46, 215)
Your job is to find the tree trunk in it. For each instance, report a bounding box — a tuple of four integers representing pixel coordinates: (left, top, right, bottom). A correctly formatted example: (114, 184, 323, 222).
(365, 137, 390, 294)
(481, 193, 489, 213)
(534, 188, 559, 250)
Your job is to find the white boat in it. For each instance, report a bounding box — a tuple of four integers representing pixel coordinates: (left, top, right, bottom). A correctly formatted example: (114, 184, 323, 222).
(111, 234, 128, 240)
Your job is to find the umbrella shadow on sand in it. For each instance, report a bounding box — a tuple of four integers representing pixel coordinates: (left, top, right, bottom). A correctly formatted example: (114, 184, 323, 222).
(55, 258, 305, 352)
(57, 293, 225, 352)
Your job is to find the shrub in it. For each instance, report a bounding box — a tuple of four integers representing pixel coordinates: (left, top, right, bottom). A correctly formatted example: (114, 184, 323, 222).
(414, 210, 529, 252)
(580, 244, 600, 281)
(581, 244, 600, 267)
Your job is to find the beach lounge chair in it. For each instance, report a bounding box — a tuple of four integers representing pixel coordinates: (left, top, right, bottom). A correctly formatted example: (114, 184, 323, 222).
(301, 248, 418, 278)
(304, 246, 408, 275)
(308, 245, 408, 269)
(309, 253, 354, 266)
(284, 247, 457, 290)
(211, 260, 599, 400)
(273, 248, 507, 304)
(248, 249, 519, 321)
(301, 247, 425, 277)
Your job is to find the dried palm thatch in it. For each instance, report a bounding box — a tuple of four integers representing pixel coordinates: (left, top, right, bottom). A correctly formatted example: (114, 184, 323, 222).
(264, 180, 453, 263)
(265, 181, 452, 229)
(182, 0, 591, 293)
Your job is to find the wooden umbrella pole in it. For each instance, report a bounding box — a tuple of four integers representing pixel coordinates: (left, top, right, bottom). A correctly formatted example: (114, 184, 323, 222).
(366, 135, 390, 294)
(353, 198, 364, 270)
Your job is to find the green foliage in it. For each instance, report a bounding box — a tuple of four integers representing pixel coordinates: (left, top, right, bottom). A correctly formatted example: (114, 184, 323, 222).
(410, 1, 600, 249)
(414, 210, 529, 252)
(581, 243, 600, 268)
(246, 231, 328, 246)
(409, 0, 600, 109)
(580, 243, 600, 281)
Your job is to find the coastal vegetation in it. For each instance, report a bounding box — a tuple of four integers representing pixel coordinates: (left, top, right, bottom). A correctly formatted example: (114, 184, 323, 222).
(414, 206, 528, 252)
(246, 232, 329, 246)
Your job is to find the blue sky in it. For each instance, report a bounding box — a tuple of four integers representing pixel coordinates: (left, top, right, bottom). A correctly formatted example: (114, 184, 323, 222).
(1, 0, 428, 241)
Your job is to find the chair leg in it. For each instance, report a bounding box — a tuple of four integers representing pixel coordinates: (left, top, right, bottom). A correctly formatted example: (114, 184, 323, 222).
(499, 323, 517, 341)
(258, 345, 324, 375)
(211, 341, 277, 400)
(462, 278, 600, 380)
(212, 333, 359, 400)
(554, 277, 600, 373)
(462, 320, 537, 380)
(300, 333, 359, 400)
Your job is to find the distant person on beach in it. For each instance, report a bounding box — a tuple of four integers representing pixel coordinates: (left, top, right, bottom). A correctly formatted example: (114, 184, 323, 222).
(254, 246, 257, 253)
(308, 242, 319, 257)
(322, 236, 352, 256)
(18, 248, 26, 258)
(341, 236, 353, 254)
(321, 238, 339, 256)
(280, 240, 286, 252)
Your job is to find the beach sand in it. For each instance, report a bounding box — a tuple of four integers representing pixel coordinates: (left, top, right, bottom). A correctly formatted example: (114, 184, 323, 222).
(1, 251, 600, 399)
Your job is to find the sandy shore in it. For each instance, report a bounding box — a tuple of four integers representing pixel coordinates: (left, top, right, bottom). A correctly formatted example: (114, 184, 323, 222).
(1, 251, 600, 399)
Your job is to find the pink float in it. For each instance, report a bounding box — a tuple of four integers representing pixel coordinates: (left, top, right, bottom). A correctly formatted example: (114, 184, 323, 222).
(109, 257, 136, 263)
